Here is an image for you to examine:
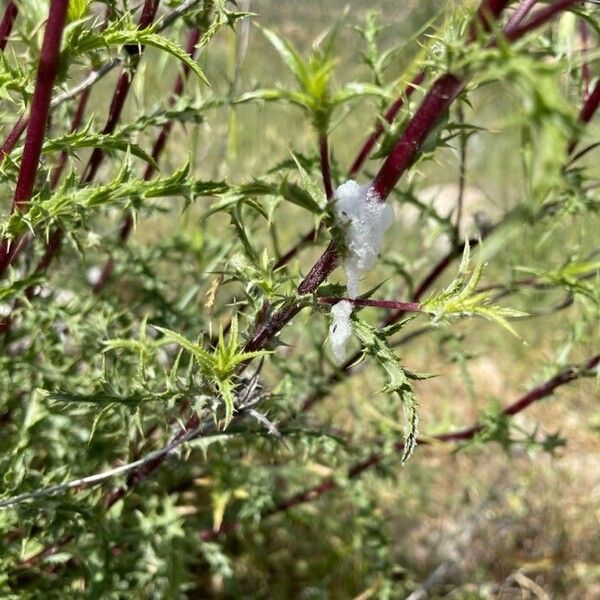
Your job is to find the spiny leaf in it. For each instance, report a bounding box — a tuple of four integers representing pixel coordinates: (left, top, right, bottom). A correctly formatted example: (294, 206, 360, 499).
(423, 241, 527, 337)
(42, 125, 158, 169)
(353, 319, 420, 464)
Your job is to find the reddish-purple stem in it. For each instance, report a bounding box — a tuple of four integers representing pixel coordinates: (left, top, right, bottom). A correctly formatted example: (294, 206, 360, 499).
(568, 79, 600, 154)
(317, 296, 422, 312)
(12, 0, 68, 208)
(92, 27, 202, 293)
(504, 0, 581, 41)
(201, 353, 600, 540)
(0, 0, 18, 51)
(372, 74, 464, 200)
(578, 79, 600, 125)
(319, 131, 334, 199)
(348, 72, 426, 177)
(51, 88, 92, 188)
(0, 0, 69, 278)
(504, 0, 538, 34)
(0, 116, 28, 159)
(81, 0, 160, 183)
(469, 0, 512, 37)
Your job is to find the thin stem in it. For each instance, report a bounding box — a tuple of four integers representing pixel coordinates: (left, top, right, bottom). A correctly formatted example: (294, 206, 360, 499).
(470, 0, 512, 36)
(92, 26, 202, 293)
(50, 88, 92, 188)
(0, 0, 69, 278)
(12, 0, 68, 208)
(201, 354, 600, 540)
(348, 72, 426, 177)
(504, 0, 582, 41)
(0, 116, 27, 159)
(319, 130, 334, 199)
(455, 104, 467, 230)
(0, 0, 18, 51)
(580, 20, 590, 101)
(568, 79, 600, 154)
(504, 0, 538, 34)
(578, 78, 600, 124)
(317, 296, 422, 312)
(82, 0, 160, 183)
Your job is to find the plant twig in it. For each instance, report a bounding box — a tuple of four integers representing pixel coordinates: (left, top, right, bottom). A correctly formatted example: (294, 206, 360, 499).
(504, 0, 582, 41)
(0, 0, 18, 51)
(319, 130, 334, 199)
(0, 422, 207, 510)
(504, 0, 538, 34)
(92, 27, 203, 293)
(455, 104, 467, 230)
(0, 0, 69, 277)
(82, 0, 160, 183)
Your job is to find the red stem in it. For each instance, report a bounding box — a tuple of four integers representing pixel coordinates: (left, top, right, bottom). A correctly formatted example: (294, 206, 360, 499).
(0, 116, 28, 159)
(0, 0, 69, 278)
(348, 72, 426, 177)
(471, 0, 512, 34)
(0, 0, 18, 51)
(92, 27, 202, 293)
(82, 0, 160, 183)
(568, 79, 600, 154)
(577, 79, 600, 125)
(504, 0, 538, 34)
(319, 131, 334, 199)
(13, 0, 68, 208)
(50, 88, 92, 188)
(201, 353, 600, 540)
(504, 0, 582, 41)
(371, 74, 465, 200)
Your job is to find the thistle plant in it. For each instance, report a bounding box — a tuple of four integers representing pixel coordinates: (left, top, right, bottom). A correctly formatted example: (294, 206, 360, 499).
(0, 0, 599, 596)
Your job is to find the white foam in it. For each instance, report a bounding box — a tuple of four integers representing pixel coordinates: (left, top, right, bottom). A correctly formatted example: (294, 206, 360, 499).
(329, 300, 353, 364)
(333, 180, 394, 298)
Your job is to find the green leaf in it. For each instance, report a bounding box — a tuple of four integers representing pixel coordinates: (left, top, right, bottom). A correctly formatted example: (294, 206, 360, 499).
(153, 326, 215, 373)
(42, 126, 158, 169)
(354, 319, 420, 464)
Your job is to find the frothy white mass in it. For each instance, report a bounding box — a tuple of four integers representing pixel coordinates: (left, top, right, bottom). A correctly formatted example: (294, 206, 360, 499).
(329, 300, 353, 364)
(333, 180, 394, 298)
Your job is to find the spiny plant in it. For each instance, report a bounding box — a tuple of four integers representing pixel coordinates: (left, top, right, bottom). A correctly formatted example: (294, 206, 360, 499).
(0, 0, 599, 596)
